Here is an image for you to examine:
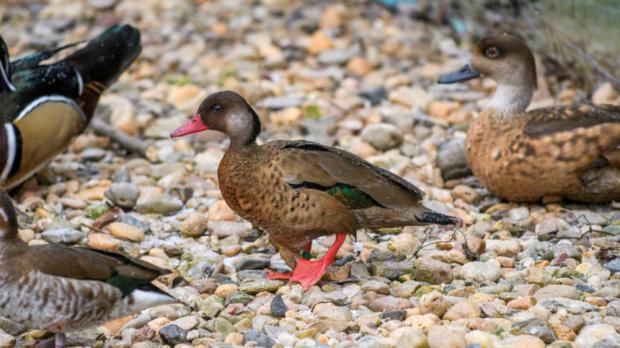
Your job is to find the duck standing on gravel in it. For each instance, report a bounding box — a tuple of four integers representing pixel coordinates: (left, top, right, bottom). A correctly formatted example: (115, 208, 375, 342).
(0, 24, 141, 189)
(438, 34, 620, 203)
(171, 91, 458, 290)
(0, 189, 177, 348)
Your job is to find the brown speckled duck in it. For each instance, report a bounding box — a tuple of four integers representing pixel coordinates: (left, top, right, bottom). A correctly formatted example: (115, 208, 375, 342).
(0, 189, 175, 348)
(171, 91, 458, 290)
(438, 34, 620, 203)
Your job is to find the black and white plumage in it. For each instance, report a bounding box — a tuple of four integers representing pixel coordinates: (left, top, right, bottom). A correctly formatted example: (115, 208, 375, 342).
(0, 24, 141, 189)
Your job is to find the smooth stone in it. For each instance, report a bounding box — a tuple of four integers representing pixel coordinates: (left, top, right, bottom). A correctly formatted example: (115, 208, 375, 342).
(511, 317, 557, 344)
(136, 195, 183, 215)
(607, 300, 620, 316)
(443, 300, 481, 320)
(239, 279, 283, 295)
(209, 221, 252, 238)
(534, 285, 580, 300)
(41, 227, 84, 244)
(361, 123, 404, 151)
(257, 96, 303, 110)
(538, 298, 598, 314)
(0, 330, 15, 348)
(427, 325, 466, 348)
(380, 310, 406, 321)
(458, 260, 501, 282)
(603, 259, 620, 274)
(359, 87, 387, 105)
(485, 240, 521, 257)
(213, 317, 234, 336)
(392, 327, 427, 348)
(207, 200, 237, 221)
(108, 222, 145, 242)
(497, 335, 545, 348)
(574, 324, 620, 348)
(391, 280, 423, 298)
(104, 182, 140, 209)
(412, 257, 453, 285)
(270, 294, 287, 317)
(87, 233, 120, 251)
(368, 295, 413, 312)
(170, 316, 199, 331)
(371, 260, 413, 279)
(159, 324, 187, 345)
(198, 295, 224, 318)
(465, 330, 499, 348)
(419, 291, 451, 317)
(180, 212, 208, 237)
(244, 329, 275, 347)
(361, 280, 391, 295)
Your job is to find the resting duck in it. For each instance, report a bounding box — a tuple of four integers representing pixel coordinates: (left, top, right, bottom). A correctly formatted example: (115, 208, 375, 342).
(171, 91, 458, 290)
(438, 34, 620, 203)
(0, 24, 140, 189)
(0, 189, 175, 348)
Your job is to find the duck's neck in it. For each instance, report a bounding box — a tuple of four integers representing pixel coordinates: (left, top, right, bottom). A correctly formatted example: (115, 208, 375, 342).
(487, 84, 533, 115)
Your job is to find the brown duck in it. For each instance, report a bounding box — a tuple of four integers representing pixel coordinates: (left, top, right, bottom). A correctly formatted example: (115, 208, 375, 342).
(0, 189, 175, 347)
(171, 91, 458, 290)
(438, 34, 620, 203)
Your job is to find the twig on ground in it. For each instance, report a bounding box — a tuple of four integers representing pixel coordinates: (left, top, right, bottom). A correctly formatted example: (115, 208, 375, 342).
(90, 118, 151, 156)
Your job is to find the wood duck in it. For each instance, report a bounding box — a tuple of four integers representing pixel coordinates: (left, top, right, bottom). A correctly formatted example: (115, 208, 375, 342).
(0, 24, 141, 189)
(171, 91, 458, 290)
(438, 34, 620, 203)
(0, 189, 175, 348)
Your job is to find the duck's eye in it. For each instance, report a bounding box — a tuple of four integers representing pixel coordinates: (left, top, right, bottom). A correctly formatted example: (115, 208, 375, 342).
(485, 46, 500, 59)
(212, 104, 223, 112)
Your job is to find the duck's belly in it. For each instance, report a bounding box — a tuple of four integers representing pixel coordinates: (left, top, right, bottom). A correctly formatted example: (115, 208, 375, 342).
(218, 164, 355, 251)
(0, 271, 121, 332)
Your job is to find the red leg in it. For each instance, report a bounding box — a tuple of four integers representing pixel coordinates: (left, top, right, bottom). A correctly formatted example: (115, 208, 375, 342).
(303, 240, 312, 253)
(267, 233, 346, 290)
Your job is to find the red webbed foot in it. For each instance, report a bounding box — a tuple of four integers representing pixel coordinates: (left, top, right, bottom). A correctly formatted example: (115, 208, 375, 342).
(266, 233, 347, 290)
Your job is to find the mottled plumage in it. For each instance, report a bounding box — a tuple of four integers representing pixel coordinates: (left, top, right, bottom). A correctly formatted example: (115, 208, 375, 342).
(0, 24, 140, 189)
(171, 91, 458, 289)
(0, 190, 175, 347)
(438, 34, 620, 203)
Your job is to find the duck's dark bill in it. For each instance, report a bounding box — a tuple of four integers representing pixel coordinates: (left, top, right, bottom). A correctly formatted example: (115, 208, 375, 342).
(170, 114, 209, 138)
(437, 64, 480, 84)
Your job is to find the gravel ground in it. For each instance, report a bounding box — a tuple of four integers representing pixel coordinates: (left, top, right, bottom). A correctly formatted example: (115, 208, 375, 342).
(0, 0, 619, 347)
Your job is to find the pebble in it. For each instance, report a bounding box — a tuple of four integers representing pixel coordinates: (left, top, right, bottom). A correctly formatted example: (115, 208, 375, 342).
(270, 294, 287, 317)
(361, 123, 404, 151)
(108, 222, 145, 242)
(239, 279, 283, 295)
(443, 300, 481, 320)
(534, 284, 580, 300)
(574, 324, 620, 348)
(368, 295, 413, 312)
(207, 200, 237, 221)
(497, 335, 545, 348)
(511, 317, 557, 343)
(87, 233, 121, 251)
(427, 325, 466, 348)
(41, 227, 84, 244)
(136, 195, 183, 215)
(412, 257, 453, 284)
(180, 212, 208, 237)
(0, 330, 15, 348)
(105, 183, 140, 209)
(158, 324, 187, 345)
(418, 291, 451, 317)
(452, 185, 481, 204)
(458, 259, 501, 282)
(392, 327, 427, 348)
